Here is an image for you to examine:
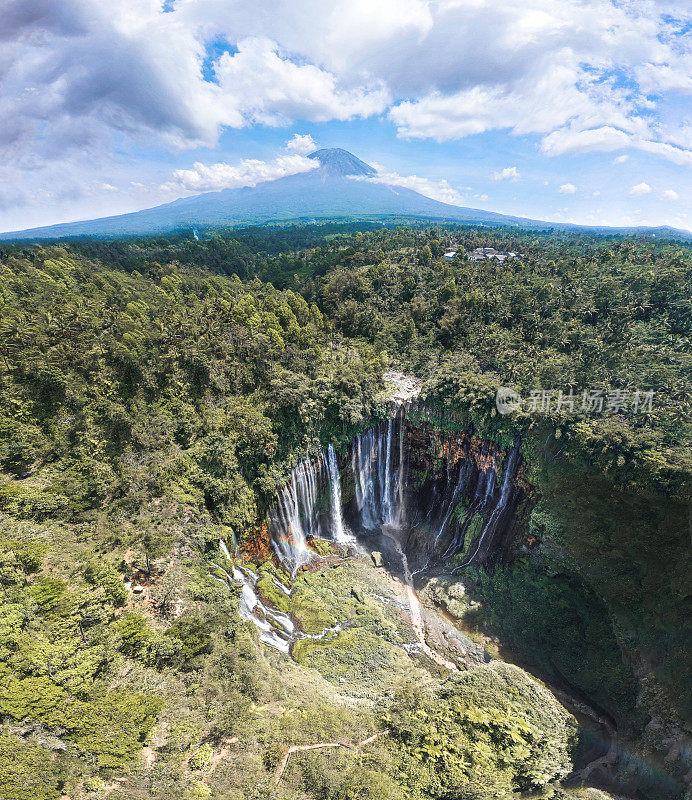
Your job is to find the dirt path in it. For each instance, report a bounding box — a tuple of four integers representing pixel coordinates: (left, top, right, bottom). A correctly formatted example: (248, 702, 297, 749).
(273, 731, 388, 787)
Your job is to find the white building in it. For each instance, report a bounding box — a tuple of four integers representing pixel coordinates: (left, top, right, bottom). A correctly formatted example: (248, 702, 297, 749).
(466, 247, 520, 262)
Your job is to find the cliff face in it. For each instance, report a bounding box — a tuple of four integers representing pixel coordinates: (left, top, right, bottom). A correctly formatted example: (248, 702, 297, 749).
(262, 415, 531, 575)
(247, 410, 688, 799)
(395, 421, 530, 569)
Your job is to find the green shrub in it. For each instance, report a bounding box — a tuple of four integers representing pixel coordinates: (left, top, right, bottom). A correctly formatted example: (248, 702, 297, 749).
(467, 555, 638, 722)
(166, 616, 213, 665)
(30, 576, 67, 613)
(386, 662, 577, 797)
(188, 742, 214, 771)
(0, 734, 62, 800)
(66, 692, 163, 769)
(84, 561, 128, 606)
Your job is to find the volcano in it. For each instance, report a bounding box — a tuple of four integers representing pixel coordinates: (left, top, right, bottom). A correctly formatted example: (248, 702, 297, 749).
(2, 147, 689, 239)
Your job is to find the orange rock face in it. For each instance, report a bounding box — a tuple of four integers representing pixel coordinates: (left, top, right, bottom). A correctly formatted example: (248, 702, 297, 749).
(416, 424, 531, 494)
(426, 427, 503, 473)
(240, 520, 272, 563)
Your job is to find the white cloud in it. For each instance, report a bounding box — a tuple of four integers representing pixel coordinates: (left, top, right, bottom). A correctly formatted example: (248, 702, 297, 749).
(559, 183, 577, 194)
(170, 154, 317, 192)
(663, 189, 679, 200)
(4, 0, 690, 164)
(540, 126, 692, 165)
(635, 61, 692, 95)
(492, 166, 519, 181)
(1, 0, 692, 230)
(0, 2, 390, 163)
(629, 182, 652, 195)
(363, 166, 466, 205)
(541, 126, 633, 157)
(384, 2, 692, 165)
(613, 154, 629, 164)
(213, 37, 389, 127)
(634, 139, 692, 166)
(286, 133, 316, 154)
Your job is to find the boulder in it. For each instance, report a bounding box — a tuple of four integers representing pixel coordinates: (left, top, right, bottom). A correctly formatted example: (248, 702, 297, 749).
(351, 587, 366, 603)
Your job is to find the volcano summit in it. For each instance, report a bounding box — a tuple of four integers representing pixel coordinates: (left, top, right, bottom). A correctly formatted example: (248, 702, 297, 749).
(4, 148, 688, 240)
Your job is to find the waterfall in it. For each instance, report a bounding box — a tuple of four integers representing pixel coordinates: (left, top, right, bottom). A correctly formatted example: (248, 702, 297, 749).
(397, 405, 407, 526)
(382, 418, 393, 523)
(462, 441, 521, 566)
(271, 460, 317, 573)
(433, 461, 466, 547)
(352, 428, 376, 529)
(225, 563, 295, 652)
(442, 465, 491, 557)
(351, 415, 403, 530)
(266, 405, 521, 574)
(326, 444, 349, 544)
(219, 539, 233, 562)
(270, 445, 352, 572)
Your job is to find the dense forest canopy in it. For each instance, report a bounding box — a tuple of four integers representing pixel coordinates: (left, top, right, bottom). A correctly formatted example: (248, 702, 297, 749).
(0, 223, 689, 800)
(5, 223, 687, 489)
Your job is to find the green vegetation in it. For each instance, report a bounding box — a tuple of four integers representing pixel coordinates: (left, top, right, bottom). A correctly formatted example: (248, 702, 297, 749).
(386, 663, 577, 797)
(0, 733, 62, 800)
(0, 224, 689, 799)
(459, 557, 638, 723)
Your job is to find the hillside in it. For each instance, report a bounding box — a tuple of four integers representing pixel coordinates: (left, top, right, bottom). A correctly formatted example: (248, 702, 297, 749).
(0, 226, 689, 800)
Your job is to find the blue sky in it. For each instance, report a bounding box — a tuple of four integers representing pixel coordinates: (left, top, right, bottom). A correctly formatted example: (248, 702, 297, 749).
(1, 0, 690, 233)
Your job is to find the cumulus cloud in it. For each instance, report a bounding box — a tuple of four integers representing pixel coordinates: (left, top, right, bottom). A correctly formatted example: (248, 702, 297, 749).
(0, 1, 389, 163)
(541, 126, 692, 165)
(286, 133, 317, 154)
(213, 37, 389, 126)
(1, 0, 692, 230)
(492, 167, 519, 181)
(613, 154, 629, 164)
(385, 2, 692, 166)
(663, 189, 679, 200)
(559, 183, 577, 194)
(3, 0, 691, 165)
(362, 167, 465, 205)
(170, 154, 318, 192)
(630, 182, 652, 195)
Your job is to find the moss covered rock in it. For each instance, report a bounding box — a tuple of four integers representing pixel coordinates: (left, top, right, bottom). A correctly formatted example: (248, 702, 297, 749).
(292, 626, 414, 694)
(255, 572, 291, 613)
(422, 575, 471, 620)
(290, 583, 338, 633)
(307, 537, 334, 556)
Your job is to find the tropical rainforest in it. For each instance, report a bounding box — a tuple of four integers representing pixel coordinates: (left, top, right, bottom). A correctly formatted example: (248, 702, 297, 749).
(0, 223, 689, 800)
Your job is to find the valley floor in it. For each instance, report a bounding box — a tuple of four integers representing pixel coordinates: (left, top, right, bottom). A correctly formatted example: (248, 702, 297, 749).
(229, 527, 625, 799)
